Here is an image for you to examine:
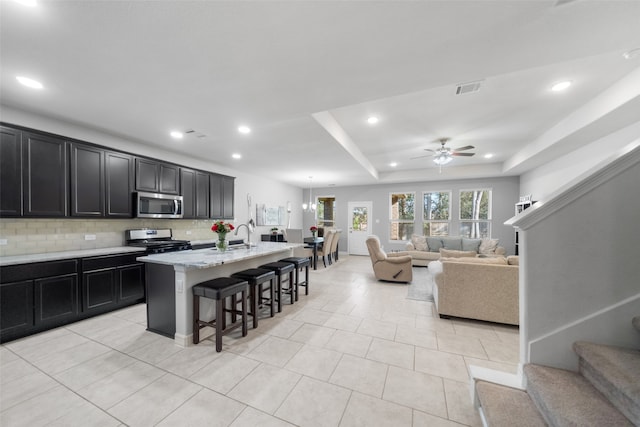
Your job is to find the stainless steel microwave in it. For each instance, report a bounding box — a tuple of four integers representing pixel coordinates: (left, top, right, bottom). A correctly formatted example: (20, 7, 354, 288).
(135, 192, 183, 219)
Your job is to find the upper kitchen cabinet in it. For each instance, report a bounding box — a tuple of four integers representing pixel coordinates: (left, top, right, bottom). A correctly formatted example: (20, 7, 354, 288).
(0, 126, 23, 216)
(105, 151, 133, 217)
(135, 158, 179, 194)
(70, 144, 133, 218)
(210, 174, 235, 219)
(180, 168, 210, 219)
(22, 131, 68, 217)
(70, 143, 104, 217)
(195, 171, 210, 218)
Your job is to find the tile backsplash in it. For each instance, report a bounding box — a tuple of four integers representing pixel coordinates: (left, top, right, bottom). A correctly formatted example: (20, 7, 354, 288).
(0, 218, 221, 256)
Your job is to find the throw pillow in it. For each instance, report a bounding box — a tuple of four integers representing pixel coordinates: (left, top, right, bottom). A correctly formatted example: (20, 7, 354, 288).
(441, 237, 462, 250)
(441, 256, 507, 265)
(439, 248, 477, 258)
(507, 255, 520, 265)
(479, 238, 499, 254)
(462, 238, 482, 252)
(410, 234, 429, 251)
(426, 237, 443, 253)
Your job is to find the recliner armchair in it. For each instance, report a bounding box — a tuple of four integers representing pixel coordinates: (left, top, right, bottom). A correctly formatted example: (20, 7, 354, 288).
(365, 235, 413, 283)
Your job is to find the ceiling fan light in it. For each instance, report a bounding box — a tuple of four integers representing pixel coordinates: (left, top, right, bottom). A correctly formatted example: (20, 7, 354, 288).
(433, 154, 453, 165)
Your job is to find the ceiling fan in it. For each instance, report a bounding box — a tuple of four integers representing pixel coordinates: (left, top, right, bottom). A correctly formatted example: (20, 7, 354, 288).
(412, 138, 475, 170)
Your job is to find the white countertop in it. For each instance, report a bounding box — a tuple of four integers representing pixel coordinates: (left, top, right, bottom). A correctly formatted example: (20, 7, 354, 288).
(136, 242, 297, 269)
(0, 246, 147, 267)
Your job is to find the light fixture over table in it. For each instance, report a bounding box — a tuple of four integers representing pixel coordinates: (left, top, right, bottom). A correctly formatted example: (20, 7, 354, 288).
(302, 176, 316, 212)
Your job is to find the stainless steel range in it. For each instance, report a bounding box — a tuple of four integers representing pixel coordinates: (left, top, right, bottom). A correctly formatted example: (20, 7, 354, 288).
(125, 228, 192, 254)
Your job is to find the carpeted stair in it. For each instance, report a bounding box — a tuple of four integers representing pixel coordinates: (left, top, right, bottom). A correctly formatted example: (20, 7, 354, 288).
(475, 317, 640, 426)
(573, 341, 640, 424)
(476, 381, 547, 427)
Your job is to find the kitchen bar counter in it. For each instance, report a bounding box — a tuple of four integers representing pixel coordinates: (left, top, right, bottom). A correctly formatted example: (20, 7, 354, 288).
(0, 246, 146, 267)
(136, 242, 296, 346)
(136, 242, 293, 269)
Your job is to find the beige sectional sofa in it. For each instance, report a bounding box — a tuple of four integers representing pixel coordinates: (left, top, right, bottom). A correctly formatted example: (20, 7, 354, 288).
(405, 235, 506, 266)
(431, 256, 519, 325)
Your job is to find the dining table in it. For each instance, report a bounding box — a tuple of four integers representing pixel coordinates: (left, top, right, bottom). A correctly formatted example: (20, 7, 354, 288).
(303, 236, 324, 270)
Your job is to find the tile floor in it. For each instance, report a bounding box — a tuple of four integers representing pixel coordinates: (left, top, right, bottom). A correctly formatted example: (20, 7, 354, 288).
(0, 255, 519, 426)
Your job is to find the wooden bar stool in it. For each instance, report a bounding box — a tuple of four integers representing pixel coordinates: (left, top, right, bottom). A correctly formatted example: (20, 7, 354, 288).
(259, 261, 295, 311)
(192, 277, 248, 352)
(279, 257, 311, 301)
(231, 268, 276, 328)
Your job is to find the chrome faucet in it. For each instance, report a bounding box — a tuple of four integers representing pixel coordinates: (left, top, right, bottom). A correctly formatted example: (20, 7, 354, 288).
(234, 221, 255, 247)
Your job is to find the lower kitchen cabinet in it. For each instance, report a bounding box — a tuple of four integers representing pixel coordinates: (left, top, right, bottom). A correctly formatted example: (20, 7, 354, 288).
(0, 280, 33, 339)
(35, 273, 79, 328)
(0, 259, 78, 342)
(0, 253, 145, 343)
(82, 253, 145, 316)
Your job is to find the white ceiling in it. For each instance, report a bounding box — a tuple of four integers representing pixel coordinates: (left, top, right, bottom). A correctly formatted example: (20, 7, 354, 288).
(1, 0, 640, 189)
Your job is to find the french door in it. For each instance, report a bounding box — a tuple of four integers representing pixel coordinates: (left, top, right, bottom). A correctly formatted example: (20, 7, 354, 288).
(347, 201, 372, 255)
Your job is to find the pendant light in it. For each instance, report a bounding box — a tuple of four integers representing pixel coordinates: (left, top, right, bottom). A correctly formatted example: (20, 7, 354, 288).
(302, 176, 316, 212)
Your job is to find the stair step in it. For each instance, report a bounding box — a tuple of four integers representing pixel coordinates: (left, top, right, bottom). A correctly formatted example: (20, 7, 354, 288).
(476, 380, 547, 427)
(573, 341, 640, 425)
(524, 364, 633, 427)
(633, 316, 640, 334)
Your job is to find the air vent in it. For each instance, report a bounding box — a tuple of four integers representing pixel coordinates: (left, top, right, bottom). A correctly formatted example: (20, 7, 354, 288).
(183, 129, 207, 139)
(555, 0, 579, 6)
(455, 80, 483, 95)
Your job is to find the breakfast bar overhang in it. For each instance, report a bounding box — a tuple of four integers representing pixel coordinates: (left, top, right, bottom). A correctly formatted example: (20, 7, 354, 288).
(137, 242, 295, 347)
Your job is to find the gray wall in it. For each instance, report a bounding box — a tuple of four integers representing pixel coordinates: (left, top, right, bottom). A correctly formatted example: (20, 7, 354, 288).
(305, 176, 520, 255)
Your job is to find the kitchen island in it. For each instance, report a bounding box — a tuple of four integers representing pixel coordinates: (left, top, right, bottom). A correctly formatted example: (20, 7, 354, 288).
(137, 242, 295, 346)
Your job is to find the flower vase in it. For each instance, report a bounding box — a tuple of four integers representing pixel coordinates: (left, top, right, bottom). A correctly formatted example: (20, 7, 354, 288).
(311, 232, 317, 239)
(217, 237, 227, 252)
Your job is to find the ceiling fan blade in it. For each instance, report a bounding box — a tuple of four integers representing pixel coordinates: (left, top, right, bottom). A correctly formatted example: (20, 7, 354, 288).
(410, 154, 433, 160)
(452, 152, 475, 157)
(423, 148, 437, 153)
(453, 145, 475, 152)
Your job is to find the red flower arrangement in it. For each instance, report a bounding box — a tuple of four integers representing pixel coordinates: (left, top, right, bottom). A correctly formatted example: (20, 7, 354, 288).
(310, 226, 318, 232)
(212, 220, 234, 235)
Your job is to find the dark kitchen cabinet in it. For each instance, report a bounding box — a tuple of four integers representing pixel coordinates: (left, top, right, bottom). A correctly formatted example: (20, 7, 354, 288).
(34, 274, 79, 328)
(1, 254, 144, 343)
(210, 174, 235, 219)
(71, 145, 133, 218)
(0, 280, 33, 339)
(180, 168, 196, 218)
(195, 171, 210, 218)
(70, 143, 104, 217)
(22, 131, 68, 217)
(135, 158, 179, 194)
(181, 168, 210, 219)
(82, 253, 145, 316)
(0, 126, 22, 216)
(1, 259, 78, 343)
(105, 151, 133, 217)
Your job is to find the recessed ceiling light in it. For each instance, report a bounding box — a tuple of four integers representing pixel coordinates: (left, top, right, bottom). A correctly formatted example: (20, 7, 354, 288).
(238, 125, 251, 134)
(623, 48, 640, 60)
(13, 0, 37, 7)
(484, 153, 494, 159)
(551, 81, 572, 92)
(389, 162, 397, 167)
(170, 131, 183, 139)
(367, 116, 379, 125)
(16, 76, 43, 89)
(232, 153, 242, 159)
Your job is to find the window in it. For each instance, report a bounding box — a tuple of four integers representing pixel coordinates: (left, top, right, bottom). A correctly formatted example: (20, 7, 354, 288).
(316, 196, 336, 227)
(390, 192, 414, 240)
(423, 191, 450, 236)
(459, 189, 492, 238)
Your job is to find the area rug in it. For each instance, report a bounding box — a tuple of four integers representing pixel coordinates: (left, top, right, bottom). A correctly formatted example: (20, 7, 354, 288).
(406, 267, 434, 302)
